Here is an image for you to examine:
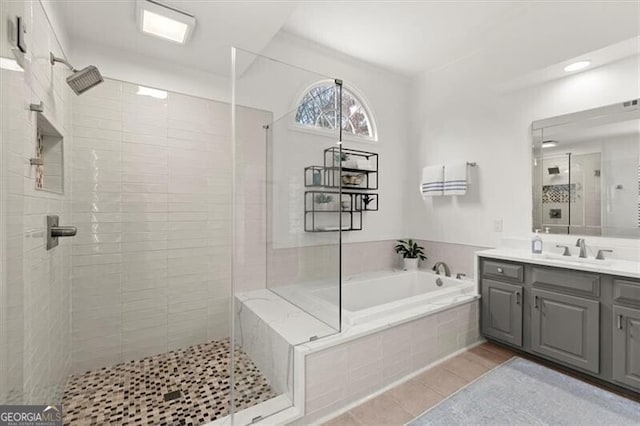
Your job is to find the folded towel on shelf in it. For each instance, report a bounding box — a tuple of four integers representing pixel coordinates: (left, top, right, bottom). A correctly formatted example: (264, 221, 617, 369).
(444, 162, 469, 195)
(421, 165, 444, 197)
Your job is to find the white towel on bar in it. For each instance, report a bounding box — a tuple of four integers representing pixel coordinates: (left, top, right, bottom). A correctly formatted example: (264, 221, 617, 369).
(444, 162, 469, 195)
(421, 165, 444, 197)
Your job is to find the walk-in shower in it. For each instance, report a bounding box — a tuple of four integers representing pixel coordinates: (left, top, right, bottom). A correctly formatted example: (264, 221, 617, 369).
(1, 2, 344, 424)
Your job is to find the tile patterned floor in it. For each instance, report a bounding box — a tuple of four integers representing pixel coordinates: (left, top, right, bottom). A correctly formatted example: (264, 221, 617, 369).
(62, 339, 278, 425)
(324, 342, 515, 426)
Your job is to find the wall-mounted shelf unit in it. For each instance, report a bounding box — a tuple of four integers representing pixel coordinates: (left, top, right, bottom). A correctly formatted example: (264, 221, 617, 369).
(304, 147, 379, 232)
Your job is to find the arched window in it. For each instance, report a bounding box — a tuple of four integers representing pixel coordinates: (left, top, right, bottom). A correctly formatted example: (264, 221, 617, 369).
(294, 81, 376, 140)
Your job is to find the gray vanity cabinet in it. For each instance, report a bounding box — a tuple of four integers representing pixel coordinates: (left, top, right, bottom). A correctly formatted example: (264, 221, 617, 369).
(480, 256, 640, 394)
(481, 279, 523, 347)
(531, 289, 600, 374)
(613, 305, 640, 389)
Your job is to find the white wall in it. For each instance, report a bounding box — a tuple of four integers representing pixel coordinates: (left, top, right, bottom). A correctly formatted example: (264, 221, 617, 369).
(73, 32, 411, 246)
(245, 33, 411, 246)
(70, 39, 231, 102)
(1, 0, 73, 403)
(69, 78, 269, 373)
(408, 54, 640, 248)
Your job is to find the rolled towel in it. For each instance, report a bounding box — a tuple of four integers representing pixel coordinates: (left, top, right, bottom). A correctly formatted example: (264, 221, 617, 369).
(443, 162, 468, 195)
(421, 165, 444, 197)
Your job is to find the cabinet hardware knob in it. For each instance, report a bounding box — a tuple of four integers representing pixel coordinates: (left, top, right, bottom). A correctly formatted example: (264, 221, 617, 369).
(497, 267, 504, 273)
(534, 295, 539, 309)
(617, 314, 623, 330)
(515, 291, 521, 305)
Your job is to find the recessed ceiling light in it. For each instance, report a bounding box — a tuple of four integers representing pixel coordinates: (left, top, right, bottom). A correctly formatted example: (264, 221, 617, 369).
(137, 85, 168, 99)
(136, 0, 195, 44)
(542, 140, 558, 148)
(0, 57, 24, 72)
(564, 60, 591, 72)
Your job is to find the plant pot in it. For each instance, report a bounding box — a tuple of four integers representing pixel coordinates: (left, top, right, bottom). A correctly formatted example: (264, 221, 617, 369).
(403, 258, 419, 271)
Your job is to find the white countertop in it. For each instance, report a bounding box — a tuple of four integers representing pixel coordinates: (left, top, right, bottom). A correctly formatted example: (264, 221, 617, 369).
(477, 248, 640, 280)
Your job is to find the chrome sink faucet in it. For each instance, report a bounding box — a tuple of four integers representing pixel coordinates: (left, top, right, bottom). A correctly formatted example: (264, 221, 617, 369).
(433, 262, 451, 277)
(576, 238, 587, 258)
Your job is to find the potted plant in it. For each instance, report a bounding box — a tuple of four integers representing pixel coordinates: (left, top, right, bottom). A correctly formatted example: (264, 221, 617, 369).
(394, 239, 426, 271)
(315, 194, 334, 210)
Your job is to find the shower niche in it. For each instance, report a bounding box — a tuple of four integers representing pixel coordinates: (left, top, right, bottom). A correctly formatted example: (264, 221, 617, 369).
(32, 111, 64, 194)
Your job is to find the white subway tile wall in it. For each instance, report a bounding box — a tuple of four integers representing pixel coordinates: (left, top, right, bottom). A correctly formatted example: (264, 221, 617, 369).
(303, 301, 480, 421)
(70, 79, 270, 374)
(0, 0, 73, 404)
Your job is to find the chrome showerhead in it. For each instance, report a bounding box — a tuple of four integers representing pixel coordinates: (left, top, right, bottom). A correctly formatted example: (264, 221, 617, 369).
(50, 52, 103, 95)
(66, 66, 103, 95)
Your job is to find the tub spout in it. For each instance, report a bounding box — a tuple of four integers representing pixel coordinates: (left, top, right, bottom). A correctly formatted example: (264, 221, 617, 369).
(433, 262, 451, 277)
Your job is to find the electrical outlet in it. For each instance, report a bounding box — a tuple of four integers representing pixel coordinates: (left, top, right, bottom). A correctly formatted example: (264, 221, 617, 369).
(493, 219, 503, 233)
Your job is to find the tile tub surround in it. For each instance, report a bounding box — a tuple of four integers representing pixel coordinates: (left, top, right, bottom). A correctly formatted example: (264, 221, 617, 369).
(301, 300, 481, 423)
(266, 239, 486, 292)
(1, 0, 74, 403)
(62, 339, 278, 426)
(323, 342, 515, 426)
(70, 79, 270, 373)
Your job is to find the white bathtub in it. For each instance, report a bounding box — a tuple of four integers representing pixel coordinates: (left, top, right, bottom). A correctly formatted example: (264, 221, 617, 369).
(310, 270, 477, 325)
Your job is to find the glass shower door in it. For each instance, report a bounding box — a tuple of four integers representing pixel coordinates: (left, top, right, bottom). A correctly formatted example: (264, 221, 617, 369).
(231, 48, 342, 423)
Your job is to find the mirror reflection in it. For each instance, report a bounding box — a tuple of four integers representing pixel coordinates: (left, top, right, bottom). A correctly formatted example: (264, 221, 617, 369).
(533, 100, 640, 238)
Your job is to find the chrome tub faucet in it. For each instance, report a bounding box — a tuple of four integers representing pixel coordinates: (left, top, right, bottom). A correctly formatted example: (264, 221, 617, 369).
(433, 262, 451, 277)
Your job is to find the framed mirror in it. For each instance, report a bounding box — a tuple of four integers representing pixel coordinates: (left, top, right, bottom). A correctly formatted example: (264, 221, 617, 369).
(532, 99, 640, 238)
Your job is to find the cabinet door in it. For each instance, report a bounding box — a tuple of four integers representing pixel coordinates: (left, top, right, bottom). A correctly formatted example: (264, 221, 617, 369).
(613, 305, 640, 391)
(481, 279, 523, 347)
(531, 289, 599, 373)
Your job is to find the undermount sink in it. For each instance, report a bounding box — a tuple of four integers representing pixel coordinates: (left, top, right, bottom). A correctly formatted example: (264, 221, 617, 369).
(538, 253, 612, 266)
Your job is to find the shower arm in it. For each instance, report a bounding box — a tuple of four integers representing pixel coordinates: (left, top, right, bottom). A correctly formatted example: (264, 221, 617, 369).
(50, 52, 76, 72)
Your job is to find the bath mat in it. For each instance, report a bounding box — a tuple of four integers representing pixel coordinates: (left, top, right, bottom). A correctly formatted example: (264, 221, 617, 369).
(409, 357, 640, 426)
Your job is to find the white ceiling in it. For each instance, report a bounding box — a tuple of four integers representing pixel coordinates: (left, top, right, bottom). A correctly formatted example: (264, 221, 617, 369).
(283, 1, 527, 75)
(283, 1, 640, 77)
(52, 1, 640, 79)
(53, 0, 298, 77)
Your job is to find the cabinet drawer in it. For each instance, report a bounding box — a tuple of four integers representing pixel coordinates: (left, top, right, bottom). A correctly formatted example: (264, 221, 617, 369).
(613, 279, 640, 307)
(531, 266, 600, 297)
(483, 260, 524, 283)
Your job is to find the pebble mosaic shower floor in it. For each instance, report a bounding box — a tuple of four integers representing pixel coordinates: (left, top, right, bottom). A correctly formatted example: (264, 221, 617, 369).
(62, 339, 278, 425)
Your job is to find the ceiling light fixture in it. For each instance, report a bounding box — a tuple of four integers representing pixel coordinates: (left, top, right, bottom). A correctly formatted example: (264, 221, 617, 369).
(564, 60, 591, 72)
(542, 140, 558, 148)
(136, 0, 195, 44)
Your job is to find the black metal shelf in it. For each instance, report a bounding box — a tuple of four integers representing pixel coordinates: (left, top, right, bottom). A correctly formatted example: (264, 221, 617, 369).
(323, 147, 378, 190)
(304, 147, 379, 232)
